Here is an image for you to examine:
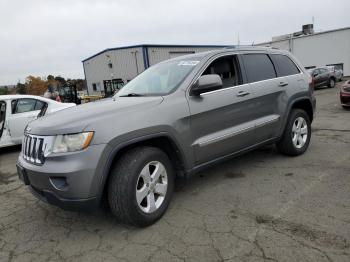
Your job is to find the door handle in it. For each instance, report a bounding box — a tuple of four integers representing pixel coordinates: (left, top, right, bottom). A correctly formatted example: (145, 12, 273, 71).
(278, 81, 289, 87)
(236, 91, 250, 97)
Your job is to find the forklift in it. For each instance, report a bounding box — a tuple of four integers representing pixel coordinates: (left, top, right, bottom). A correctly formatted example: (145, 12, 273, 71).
(57, 82, 82, 104)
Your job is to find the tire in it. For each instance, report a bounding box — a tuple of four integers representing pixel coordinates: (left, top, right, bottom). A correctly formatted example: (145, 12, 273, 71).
(328, 78, 335, 88)
(276, 109, 311, 156)
(108, 146, 175, 227)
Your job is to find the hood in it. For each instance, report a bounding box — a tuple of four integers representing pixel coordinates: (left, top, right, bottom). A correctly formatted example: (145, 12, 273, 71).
(28, 96, 163, 136)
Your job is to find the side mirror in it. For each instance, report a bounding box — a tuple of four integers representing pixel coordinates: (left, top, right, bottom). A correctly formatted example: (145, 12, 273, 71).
(191, 74, 223, 96)
(313, 72, 318, 77)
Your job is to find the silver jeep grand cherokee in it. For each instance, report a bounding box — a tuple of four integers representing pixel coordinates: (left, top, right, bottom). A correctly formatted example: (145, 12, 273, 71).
(17, 47, 316, 227)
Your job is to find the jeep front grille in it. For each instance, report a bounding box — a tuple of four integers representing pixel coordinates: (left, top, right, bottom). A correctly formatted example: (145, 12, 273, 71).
(22, 134, 47, 165)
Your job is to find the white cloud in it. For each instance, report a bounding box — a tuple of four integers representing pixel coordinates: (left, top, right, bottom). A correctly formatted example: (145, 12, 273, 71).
(0, 0, 349, 85)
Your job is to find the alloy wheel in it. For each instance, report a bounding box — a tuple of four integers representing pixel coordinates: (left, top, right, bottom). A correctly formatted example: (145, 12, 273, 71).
(292, 117, 308, 149)
(136, 161, 168, 213)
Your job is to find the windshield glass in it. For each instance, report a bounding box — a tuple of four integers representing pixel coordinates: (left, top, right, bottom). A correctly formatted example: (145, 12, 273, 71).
(116, 59, 201, 97)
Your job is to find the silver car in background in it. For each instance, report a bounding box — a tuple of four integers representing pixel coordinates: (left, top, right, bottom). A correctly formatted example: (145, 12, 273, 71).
(327, 65, 343, 81)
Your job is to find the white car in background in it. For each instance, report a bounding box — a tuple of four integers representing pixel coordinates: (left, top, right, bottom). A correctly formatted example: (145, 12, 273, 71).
(0, 95, 75, 148)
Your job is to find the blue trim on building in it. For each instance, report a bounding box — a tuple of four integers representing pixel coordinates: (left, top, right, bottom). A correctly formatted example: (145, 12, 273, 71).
(82, 44, 229, 62)
(82, 63, 89, 95)
(141, 46, 148, 70)
(144, 46, 150, 68)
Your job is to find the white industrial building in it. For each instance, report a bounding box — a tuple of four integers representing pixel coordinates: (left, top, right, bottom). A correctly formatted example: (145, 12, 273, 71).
(82, 44, 226, 96)
(256, 25, 350, 76)
(83, 26, 349, 96)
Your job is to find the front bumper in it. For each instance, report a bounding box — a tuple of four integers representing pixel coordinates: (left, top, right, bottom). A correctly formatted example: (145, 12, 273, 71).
(340, 91, 350, 106)
(17, 143, 108, 211)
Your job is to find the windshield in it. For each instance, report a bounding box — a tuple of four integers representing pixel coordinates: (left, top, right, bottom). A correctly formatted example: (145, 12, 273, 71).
(116, 59, 201, 97)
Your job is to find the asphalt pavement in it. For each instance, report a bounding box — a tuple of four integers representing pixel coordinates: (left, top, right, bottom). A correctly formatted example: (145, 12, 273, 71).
(0, 81, 349, 262)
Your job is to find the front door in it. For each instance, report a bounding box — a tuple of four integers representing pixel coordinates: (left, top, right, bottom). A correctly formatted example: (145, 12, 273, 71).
(319, 68, 330, 86)
(188, 55, 256, 164)
(8, 99, 40, 143)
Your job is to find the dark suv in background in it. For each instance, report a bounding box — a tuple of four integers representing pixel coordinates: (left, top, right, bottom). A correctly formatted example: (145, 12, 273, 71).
(307, 67, 336, 89)
(18, 47, 316, 227)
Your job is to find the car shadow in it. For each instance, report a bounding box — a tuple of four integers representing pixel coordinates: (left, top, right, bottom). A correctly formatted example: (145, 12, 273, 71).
(0, 144, 21, 155)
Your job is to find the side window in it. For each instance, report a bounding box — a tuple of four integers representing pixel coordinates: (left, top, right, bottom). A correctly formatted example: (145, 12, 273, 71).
(270, 54, 300, 77)
(13, 99, 37, 114)
(202, 55, 241, 89)
(243, 54, 276, 83)
(34, 100, 47, 111)
(320, 68, 328, 74)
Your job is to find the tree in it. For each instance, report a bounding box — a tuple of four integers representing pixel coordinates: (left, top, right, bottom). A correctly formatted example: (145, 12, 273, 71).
(16, 82, 26, 94)
(66, 79, 85, 91)
(0, 86, 8, 95)
(75, 79, 86, 91)
(25, 76, 47, 95)
(54, 76, 66, 86)
(47, 75, 55, 81)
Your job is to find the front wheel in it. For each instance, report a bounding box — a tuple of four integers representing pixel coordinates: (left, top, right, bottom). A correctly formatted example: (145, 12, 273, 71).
(108, 147, 175, 227)
(328, 78, 335, 88)
(276, 109, 311, 156)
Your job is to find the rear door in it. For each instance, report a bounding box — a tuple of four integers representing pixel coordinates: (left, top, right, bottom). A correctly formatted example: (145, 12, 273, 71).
(241, 53, 285, 143)
(187, 54, 256, 164)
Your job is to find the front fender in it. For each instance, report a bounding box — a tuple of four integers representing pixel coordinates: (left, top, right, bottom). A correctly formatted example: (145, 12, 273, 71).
(93, 129, 192, 200)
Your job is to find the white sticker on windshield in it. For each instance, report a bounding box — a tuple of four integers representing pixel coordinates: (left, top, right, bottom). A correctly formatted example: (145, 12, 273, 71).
(178, 61, 200, 66)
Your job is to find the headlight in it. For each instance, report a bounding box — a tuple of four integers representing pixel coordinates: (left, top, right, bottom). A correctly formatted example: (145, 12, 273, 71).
(52, 132, 94, 153)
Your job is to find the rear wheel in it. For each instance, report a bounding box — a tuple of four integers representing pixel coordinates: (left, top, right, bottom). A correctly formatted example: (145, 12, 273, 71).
(276, 109, 311, 156)
(108, 147, 175, 227)
(328, 78, 335, 88)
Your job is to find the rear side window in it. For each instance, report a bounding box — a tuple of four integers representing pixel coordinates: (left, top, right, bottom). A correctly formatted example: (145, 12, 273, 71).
(270, 54, 300, 77)
(243, 54, 276, 83)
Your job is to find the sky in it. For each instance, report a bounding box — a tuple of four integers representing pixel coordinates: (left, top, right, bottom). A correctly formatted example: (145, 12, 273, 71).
(0, 0, 349, 85)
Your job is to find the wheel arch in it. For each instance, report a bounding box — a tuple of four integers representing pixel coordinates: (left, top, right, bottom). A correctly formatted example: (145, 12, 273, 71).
(290, 98, 314, 123)
(279, 97, 314, 138)
(98, 133, 188, 201)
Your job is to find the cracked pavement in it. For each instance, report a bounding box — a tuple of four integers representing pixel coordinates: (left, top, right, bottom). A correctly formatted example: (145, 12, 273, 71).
(1, 82, 350, 262)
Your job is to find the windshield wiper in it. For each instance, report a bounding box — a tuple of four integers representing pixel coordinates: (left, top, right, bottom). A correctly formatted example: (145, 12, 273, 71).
(119, 93, 144, 97)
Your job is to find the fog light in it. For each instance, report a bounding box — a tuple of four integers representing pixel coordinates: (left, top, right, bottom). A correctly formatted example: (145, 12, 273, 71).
(49, 177, 68, 190)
